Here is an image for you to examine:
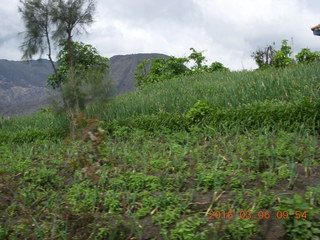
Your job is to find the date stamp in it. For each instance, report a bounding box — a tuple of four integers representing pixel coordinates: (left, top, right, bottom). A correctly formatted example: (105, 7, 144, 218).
(208, 210, 308, 220)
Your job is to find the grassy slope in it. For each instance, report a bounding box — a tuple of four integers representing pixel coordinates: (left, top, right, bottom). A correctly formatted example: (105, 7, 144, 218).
(0, 62, 320, 239)
(89, 62, 320, 120)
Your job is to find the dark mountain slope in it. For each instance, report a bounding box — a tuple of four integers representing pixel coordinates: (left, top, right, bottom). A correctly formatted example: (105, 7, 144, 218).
(0, 59, 54, 116)
(109, 53, 168, 95)
(0, 53, 168, 117)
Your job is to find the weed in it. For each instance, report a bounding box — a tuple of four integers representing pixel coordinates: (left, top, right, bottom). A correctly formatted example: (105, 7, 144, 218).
(197, 169, 227, 191)
(169, 216, 208, 240)
(186, 100, 215, 124)
(225, 218, 260, 240)
(274, 194, 320, 239)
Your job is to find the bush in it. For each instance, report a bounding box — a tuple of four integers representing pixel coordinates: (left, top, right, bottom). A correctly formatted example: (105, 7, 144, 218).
(185, 100, 216, 124)
(274, 194, 320, 239)
(273, 40, 294, 68)
(296, 48, 320, 64)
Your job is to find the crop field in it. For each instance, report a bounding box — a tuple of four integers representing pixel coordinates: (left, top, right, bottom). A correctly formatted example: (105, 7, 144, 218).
(0, 62, 320, 239)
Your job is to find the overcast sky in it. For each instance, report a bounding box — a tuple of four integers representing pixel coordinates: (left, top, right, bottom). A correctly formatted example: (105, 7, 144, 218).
(1, 0, 319, 70)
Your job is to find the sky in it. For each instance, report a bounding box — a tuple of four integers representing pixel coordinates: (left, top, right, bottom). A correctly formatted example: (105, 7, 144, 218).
(1, 0, 319, 70)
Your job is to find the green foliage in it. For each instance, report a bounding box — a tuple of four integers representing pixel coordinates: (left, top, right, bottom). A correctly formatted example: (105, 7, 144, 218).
(273, 40, 294, 68)
(48, 41, 109, 89)
(65, 180, 99, 212)
(225, 218, 260, 240)
(19, 0, 96, 72)
(135, 56, 189, 88)
(0, 112, 68, 144)
(106, 111, 187, 133)
(169, 216, 208, 240)
(188, 47, 207, 72)
(47, 41, 111, 112)
(18, 0, 52, 61)
(19, 0, 99, 122)
(154, 208, 182, 228)
(274, 194, 320, 239)
(252, 40, 319, 70)
(125, 172, 162, 192)
(251, 44, 276, 69)
(2, 46, 320, 239)
(134, 58, 151, 87)
(207, 61, 229, 72)
(296, 48, 320, 64)
(197, 169, 227, 190)
(22, 166, 60, 188)
(134, 48, 228, 88)
(185, 100, 214, 124)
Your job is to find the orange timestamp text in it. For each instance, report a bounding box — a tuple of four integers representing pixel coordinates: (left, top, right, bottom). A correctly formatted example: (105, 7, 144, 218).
(208, 210, 308, 220)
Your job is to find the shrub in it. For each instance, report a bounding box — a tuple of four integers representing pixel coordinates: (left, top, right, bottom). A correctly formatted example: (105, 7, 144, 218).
(274, 194, 320, 239)
(185, 100, 215, 124)
(296, 48, 320, 64)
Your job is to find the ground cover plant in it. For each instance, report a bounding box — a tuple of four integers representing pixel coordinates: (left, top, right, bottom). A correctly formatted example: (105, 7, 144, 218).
(1, 61, 320, 239)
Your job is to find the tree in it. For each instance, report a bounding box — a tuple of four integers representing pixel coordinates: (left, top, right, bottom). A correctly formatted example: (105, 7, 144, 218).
(134, 56, 189, 88)
(251, 43, 276, 69)
(295, 48, 320, 64)
(134, 58, 152, 88)
(134, 48, 229, 89)
(19, 0, 56, 71)
(48, 41, 109, 89)
(50, 0, 95, 72)
(19, 0, 99, 136)
(48, 41, 110, 111)
(273, 40, 294, 68)
(207, 62, 229, 72)
(19, 0, 96, 92)
(188, 48, 207, 72)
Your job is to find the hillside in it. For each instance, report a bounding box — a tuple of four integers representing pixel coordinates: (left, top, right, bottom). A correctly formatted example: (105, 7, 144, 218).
(0, 59, 53, 117)
(109, 53, 168, 95)
(0, 62, 320, 239)
(0, 53, 167, 117)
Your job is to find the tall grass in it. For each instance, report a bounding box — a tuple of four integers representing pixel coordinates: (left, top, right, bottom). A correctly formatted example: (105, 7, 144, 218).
(1, 62, 319, 144)
(88, 62, 320, 122)
(0, 112, 69, 144)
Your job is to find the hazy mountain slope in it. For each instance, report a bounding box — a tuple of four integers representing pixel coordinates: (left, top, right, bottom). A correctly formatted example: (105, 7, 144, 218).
(109, 53, 168, 95)
(0, 59, 54, 116)
(0, 53, 168, 117)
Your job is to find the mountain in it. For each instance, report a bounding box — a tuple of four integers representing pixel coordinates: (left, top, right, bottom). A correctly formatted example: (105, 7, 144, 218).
(109, 53, 168, 95)
(0, 53, 168, 117)
(0, 59, 54, 117)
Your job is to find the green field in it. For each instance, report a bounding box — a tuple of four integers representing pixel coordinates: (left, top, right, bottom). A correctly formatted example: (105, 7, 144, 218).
(1, 62, 320, 239)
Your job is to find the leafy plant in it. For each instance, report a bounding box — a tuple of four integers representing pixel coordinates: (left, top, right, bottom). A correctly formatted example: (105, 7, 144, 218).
(134, 48, 228, 88)
(125, 172, 162, 192)
(296, 48, 320, 64)
(272, 40, 294, 68)
(169, 216, 208, 240)
(103, 190, 122, 213)
(188, 47, 207, 72)
(207, 61, 229, 72)
(225, 218, 260, 240)
(65, 180, 100, 213)
(274, 194, 320, 239)
(251, 43, 276, 69)
(135, 56, 189, 88)
(196, 168, 227, 191)
(48, 41, 111, 112)
(186, 100, 214, 124)
(154, 208, 181, 228)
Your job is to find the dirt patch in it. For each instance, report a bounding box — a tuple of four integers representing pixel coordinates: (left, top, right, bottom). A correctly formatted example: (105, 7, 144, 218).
(252, 218, 286, 240)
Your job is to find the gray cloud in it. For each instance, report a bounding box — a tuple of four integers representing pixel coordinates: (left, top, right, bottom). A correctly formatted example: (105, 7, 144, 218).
(1, 0, 319, 70)
(98, 0, 202, 27)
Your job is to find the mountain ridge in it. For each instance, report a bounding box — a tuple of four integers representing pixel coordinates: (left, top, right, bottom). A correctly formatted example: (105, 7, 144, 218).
(0, 53, 168, 117)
